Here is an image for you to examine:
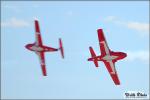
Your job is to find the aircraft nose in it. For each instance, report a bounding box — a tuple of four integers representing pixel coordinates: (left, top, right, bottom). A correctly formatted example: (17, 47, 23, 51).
(25, 44, 30, 49)
(123, 52, 127, 58)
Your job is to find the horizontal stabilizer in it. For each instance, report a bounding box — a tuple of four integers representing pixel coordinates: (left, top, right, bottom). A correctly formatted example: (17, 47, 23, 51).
(89, 47, 96, 57)
(59, 38, 64, 59)
(88, 47, 99, 67)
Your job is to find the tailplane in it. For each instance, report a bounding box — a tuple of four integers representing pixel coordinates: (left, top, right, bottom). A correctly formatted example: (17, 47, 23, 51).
(59, 38, 64, 59)
(88, 47, 99, 67)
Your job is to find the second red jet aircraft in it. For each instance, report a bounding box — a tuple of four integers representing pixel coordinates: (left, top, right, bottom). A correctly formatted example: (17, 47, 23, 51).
(88, 29, 127, 85)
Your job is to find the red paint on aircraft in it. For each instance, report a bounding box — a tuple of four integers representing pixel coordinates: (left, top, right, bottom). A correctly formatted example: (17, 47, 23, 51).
(88, 29, 127, 85)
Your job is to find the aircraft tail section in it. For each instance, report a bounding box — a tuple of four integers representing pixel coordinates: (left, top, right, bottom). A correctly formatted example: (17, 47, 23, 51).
(88, 47, 99, 67)
(59, 38, 64, 59)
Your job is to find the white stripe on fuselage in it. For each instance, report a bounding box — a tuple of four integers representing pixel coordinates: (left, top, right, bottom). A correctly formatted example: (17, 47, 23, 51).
(31, 45, 43, 52)
(100, 41, 117, 74)
(102, 55, 118, 61)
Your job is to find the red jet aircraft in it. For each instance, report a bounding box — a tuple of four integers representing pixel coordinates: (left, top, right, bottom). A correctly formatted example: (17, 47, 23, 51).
(88, 29, 127, 85)
(25, 20, 64, 76)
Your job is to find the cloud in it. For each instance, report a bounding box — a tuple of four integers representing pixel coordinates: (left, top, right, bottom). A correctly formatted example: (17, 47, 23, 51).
(104, 16, 149, 35)
(126, 22, 149, 33)
(125, 51, 149, 63)
(104, 16, 116, 22)
(1, 18, 30, 28)
(2, 5, 20, 13)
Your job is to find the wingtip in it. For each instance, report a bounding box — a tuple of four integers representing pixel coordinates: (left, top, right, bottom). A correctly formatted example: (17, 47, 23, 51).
(97, 28, 103, 32)
(115, 83, 120, 85)
(89, 46, 92, 50)
(34, 17, 39, 21)
(43, 71, 47, 76)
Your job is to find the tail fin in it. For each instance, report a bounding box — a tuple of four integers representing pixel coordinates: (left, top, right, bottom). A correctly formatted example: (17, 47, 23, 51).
(59, 38, 64, 59)
(88, 47, 99, 67)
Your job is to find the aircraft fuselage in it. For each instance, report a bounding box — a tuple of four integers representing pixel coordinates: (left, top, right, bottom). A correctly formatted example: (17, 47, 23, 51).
(100, 51, 127, 62)
(25, 44, 58, 52)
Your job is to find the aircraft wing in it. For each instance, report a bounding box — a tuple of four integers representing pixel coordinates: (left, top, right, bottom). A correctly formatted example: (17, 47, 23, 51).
(36, 52, 47, 76)
(103, 61, 120, 85)
(35, 20, 43, 46)
(97, 29, 110, 55)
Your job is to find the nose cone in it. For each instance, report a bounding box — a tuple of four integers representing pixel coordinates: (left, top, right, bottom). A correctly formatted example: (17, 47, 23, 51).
(25, 44, 31, 49)
(122, 52, 127, 58)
